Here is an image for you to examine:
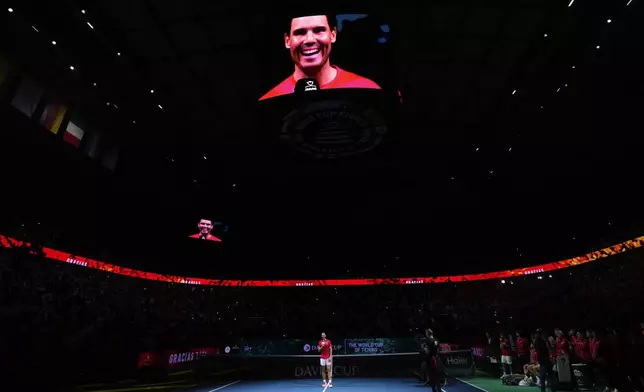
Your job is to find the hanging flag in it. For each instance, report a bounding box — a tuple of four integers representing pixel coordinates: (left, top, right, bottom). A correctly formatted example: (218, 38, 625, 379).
(40, 102, 67, 134)
(11, 78, 43, 117)
(63, 121, 84, 147)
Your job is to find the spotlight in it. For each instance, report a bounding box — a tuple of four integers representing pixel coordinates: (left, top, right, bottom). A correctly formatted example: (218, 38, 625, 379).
(52, 40, 57, 45)
(8, 7, 14, 13)
(70, 65, 75, 70)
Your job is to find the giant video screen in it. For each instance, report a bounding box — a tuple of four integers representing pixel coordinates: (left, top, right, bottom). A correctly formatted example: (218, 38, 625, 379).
(259, 13, 388, 101)
(187, 218, 225, 243)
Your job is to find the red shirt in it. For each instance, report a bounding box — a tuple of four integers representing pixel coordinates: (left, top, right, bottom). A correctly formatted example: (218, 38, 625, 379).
(319, 339, 332, 359)
(500, 337, 511, 356)
(530, 348, 538, 364)
(575, 338, 591, 361)
(555, 337, 570, 356)
(589, 338, 600, 360)
(188, 234, 222, 242)
(259, 66, 381, 101)
(516, 337, 528, 356)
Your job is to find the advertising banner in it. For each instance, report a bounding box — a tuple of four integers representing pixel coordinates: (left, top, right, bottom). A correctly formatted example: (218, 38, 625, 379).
(138, 347, 218, 370)
(236, 339, 344, 356)
(345, 338, 419, 354)
(438, 350, 476, 377)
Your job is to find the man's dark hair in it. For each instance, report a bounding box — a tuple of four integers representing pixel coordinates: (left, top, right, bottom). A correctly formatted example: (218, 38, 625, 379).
(284, 13, 337, 35)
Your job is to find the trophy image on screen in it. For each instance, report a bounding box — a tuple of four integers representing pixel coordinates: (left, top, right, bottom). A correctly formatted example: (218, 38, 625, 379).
(188, 219, 222, 242)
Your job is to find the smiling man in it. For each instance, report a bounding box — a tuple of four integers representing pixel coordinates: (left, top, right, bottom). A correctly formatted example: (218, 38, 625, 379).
(188, 219, 222, 242)
(259, 14, 381, 101)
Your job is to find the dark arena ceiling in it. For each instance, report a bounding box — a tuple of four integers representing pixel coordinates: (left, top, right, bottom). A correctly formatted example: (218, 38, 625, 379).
(1, 0, 643, 279)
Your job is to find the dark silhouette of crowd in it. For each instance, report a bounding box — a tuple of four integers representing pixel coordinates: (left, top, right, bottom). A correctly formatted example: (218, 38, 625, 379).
(1, 242, 642, 390)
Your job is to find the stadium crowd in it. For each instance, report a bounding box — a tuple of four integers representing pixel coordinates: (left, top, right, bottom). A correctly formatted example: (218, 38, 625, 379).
(1, 242, 643, 390)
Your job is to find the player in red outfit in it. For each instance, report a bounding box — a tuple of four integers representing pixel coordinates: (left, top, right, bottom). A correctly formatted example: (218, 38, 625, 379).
(574, 331, 591, 362)
(555, 329, 570, 357)
(516, 332, 529, 369)
(588, 330, 601, 361)
(188, 219, 222, 242)
(259, 15, 380, 101)
(500, 333, 513, 377)
(319, 332, 333, 388)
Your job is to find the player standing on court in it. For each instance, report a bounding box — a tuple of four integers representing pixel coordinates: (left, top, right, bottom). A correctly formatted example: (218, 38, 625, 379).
(424, 329, 441, 392)
(319, 332, 333, 388)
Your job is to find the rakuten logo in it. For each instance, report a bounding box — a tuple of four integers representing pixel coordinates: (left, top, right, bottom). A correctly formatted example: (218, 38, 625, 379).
(405, 280, 424, 284)
(523, 268, 545, 275)
(296, 282, 314, 286)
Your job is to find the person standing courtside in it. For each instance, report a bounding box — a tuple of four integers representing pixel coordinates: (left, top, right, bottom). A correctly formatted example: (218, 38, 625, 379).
(424, 329, 441, 392)
(535, 329, 557, 392)
(500, 333, 513, 378)
(516, 332, 529, 373)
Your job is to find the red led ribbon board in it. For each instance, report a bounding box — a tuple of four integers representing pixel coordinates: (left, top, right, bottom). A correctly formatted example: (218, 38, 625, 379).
(1, 234, 643, 287)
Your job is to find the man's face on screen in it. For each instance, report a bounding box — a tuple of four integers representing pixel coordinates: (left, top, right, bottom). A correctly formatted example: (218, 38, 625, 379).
(198, 220, 213, 235)
(285, 15, 337, 72)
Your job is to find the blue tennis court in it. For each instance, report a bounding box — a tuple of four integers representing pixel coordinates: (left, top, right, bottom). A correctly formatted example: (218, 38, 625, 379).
(194, 377, 480, 392)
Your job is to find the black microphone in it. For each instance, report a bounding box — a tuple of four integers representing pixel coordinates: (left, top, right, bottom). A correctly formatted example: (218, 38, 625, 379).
(294, 78, 320, 94)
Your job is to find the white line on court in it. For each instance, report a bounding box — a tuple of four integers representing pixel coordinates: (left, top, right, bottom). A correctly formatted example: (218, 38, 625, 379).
(322, 383, 329, 392)
(455, 378, 488, 392)
(208, 380, 241, 392)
